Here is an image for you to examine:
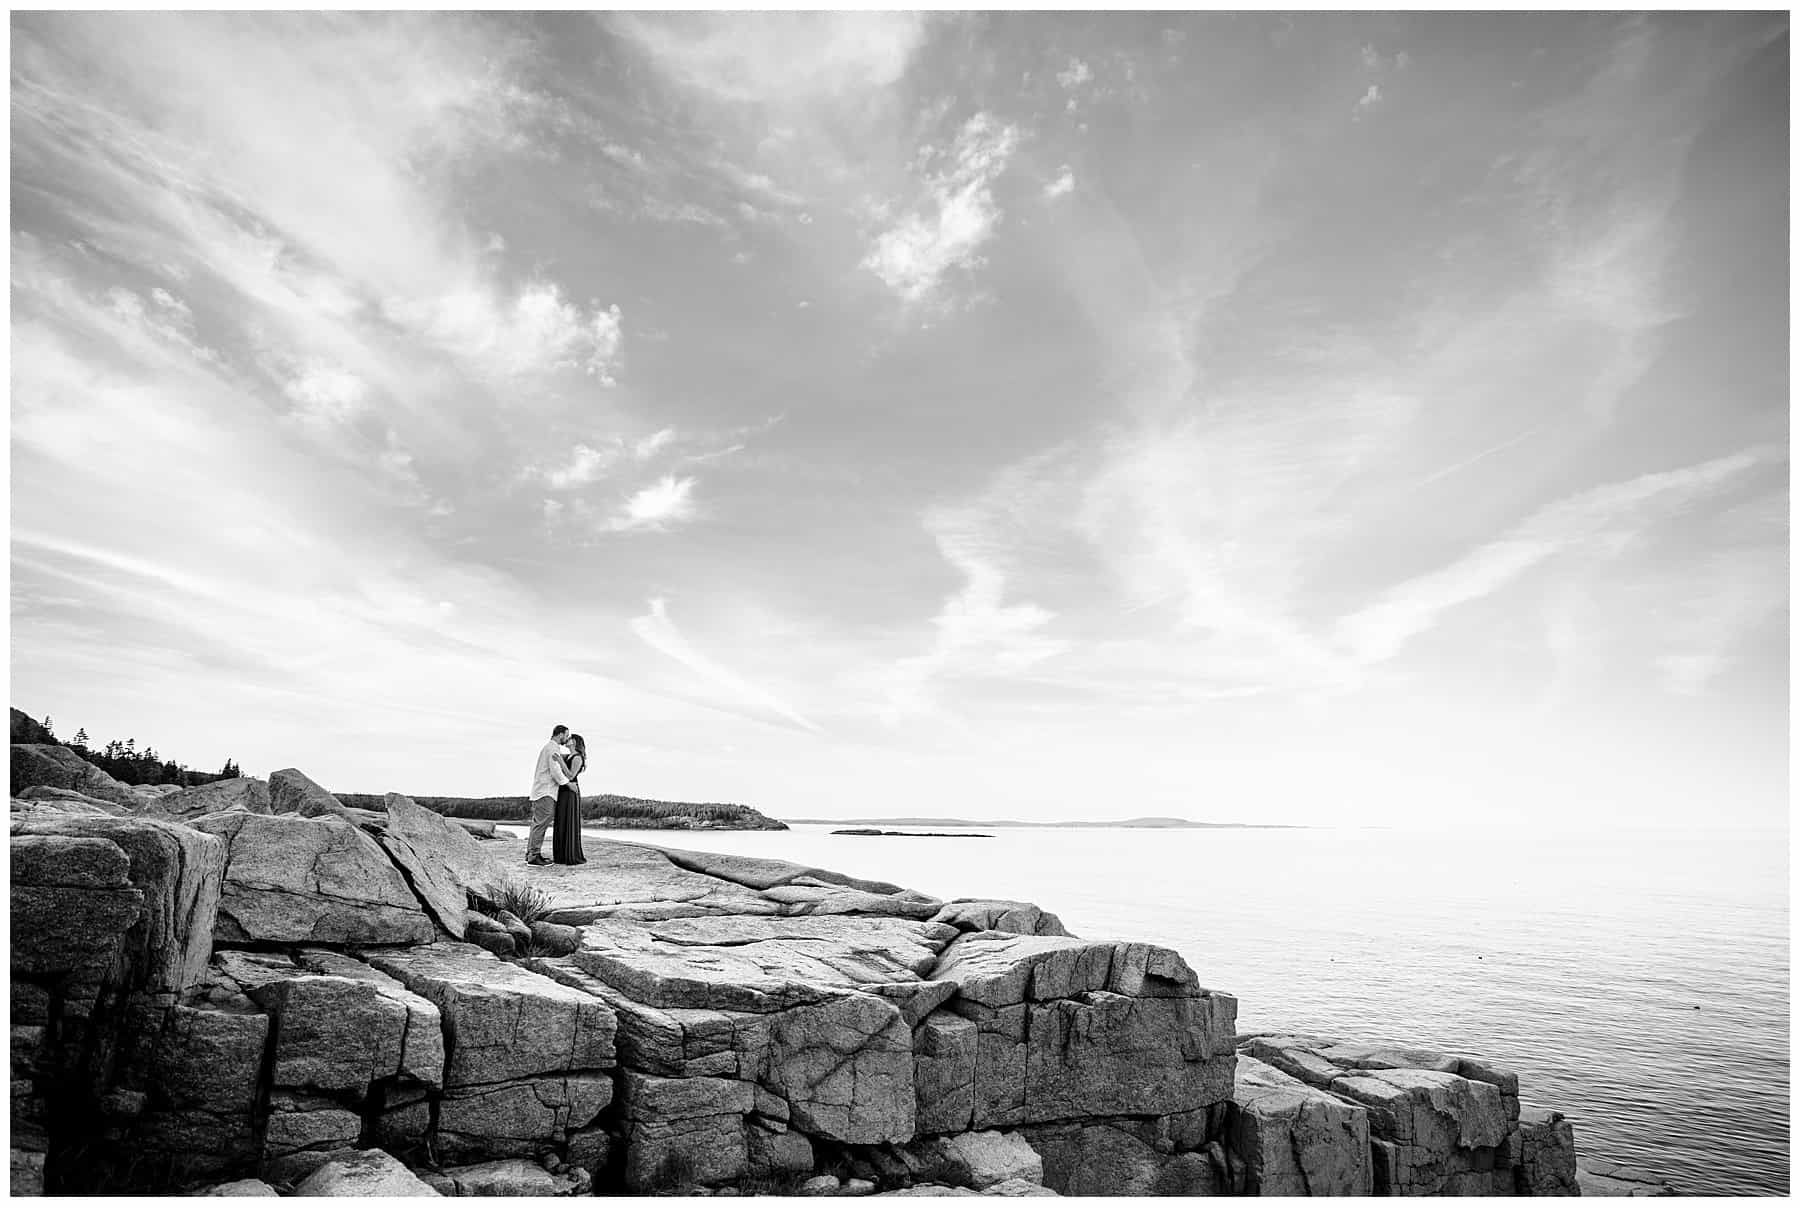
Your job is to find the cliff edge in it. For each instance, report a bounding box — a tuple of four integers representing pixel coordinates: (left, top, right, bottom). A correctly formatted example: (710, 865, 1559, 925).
(11, 765, 1586, 1197)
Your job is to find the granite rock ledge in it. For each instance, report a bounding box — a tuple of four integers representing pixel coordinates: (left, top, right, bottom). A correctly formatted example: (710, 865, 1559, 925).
(12, 769, 1589, 1196)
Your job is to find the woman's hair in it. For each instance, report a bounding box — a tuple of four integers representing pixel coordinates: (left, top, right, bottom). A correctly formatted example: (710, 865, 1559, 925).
(568, 734, 586, 759)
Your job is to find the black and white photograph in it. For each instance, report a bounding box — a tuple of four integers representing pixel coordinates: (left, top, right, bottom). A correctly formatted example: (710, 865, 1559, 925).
(7, 9, 1788, 1199)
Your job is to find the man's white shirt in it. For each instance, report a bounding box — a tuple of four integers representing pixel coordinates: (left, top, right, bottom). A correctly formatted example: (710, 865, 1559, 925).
(531, 741, 571, 801)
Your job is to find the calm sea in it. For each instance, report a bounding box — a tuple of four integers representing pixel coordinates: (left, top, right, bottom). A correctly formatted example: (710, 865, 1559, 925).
(524, 823, 1789, 1196)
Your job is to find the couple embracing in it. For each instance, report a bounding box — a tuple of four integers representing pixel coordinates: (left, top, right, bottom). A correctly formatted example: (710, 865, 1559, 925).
(527, 723, 587, 866)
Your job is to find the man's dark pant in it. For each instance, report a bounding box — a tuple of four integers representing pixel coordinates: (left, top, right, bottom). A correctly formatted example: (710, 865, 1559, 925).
(527, 794, 555, 860)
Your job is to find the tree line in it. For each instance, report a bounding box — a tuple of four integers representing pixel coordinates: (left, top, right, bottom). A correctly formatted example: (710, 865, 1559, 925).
(37, 715, 242, 788)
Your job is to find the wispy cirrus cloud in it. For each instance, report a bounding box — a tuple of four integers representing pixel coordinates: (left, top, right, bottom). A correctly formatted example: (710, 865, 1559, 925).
(630, 598, 822, 733)
(1335, 447, 1782, 666)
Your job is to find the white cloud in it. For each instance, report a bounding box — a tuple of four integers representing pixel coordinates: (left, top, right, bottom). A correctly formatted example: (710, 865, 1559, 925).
(884, 500, 1070, 718)
(1043, 167, 1075, 201)
(384, 281, 624, 383)
(630, 598, 821, 733)
(1056, 58, 1092, 89)
(283, 365, 368, 426)
(1336, 447, 1778, 665)
(863, 113, 1021, 303)
(634, 428, 677, 459)
(612, 12, 930, 107)
(605, 475, 698, 532)
(540, 443, 622, 490)
(1355, 84, 1383, 115)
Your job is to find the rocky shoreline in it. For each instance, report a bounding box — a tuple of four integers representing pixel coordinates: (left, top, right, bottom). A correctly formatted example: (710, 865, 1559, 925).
(10, 739, 1674, 1197)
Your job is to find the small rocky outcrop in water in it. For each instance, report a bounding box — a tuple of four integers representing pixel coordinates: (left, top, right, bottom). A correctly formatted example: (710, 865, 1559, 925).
(10, 743, 1593, 1197)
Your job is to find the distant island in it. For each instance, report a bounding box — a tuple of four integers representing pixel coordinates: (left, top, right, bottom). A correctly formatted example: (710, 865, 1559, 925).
(331, 792, 787, 831)
(832, 827, 995, 838)
(792, 815, 1304, 830)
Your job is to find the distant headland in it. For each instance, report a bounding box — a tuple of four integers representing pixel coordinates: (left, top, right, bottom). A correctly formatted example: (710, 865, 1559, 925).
(790, 814, 1305, 830)
(335, 792, 787, 831)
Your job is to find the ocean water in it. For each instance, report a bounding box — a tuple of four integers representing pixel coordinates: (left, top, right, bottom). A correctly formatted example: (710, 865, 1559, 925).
(528, 823, 1789, 1196)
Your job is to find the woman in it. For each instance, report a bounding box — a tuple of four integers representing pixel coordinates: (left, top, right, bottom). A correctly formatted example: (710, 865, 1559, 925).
(552, 733, 587, 865)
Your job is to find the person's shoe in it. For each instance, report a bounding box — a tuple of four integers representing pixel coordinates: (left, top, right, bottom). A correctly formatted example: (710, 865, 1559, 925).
(526, 854, 550, 866)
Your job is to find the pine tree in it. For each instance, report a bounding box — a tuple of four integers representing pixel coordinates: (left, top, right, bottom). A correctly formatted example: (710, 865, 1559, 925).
(41, 716, 54, 738)
(73, 728, 89, 748)
(125, 738, 136, 756)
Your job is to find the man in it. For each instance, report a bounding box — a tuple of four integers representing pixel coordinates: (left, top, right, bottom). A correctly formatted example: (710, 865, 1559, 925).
(527, 724, 572, 866)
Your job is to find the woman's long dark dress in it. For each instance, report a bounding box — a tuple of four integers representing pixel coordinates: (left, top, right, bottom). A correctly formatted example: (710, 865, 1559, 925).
(552, 756, 586, 865)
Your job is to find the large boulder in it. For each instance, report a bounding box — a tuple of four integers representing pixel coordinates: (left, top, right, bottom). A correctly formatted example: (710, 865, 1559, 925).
(1224, 1055, 1372, 1195)
(929, 932, 1236, 1129)
(148, 777, 273, 822)
(930, 901, 1070, 938)
(198, 1179, 280, 1196)
(10, 743, 140, 807)
(268, 769, 349, 819)
(10, 834, 144, 976)
(909, 1131, 1045, 1191)
(243, 972, 412, 1095)
(372, 793, 506, 939)
(421, 1158, 583, 1196)
(362, 943, 616, 1087)
(1240, 1035, 1521, 1196)
(11, 815, 224, 993)
(189, 812, 435, 946)
(292, 949, 445, 1088)
(292, 1148, 441, 1196)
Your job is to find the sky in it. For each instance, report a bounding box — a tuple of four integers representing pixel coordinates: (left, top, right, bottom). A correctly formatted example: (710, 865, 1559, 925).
(8, 12, 1789, 829)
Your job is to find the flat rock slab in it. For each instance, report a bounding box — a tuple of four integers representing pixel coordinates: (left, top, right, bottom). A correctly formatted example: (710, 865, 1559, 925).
(191, 812, 435, 946)
(578, 914, 959, 1000)
(1576, 1157, 1678, 1197)
(519, 839, 946, 923)
(365, 942, 616, 1086)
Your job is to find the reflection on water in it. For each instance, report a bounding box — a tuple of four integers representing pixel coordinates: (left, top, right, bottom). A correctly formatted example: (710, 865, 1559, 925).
(513, 822, 1789, 1196)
